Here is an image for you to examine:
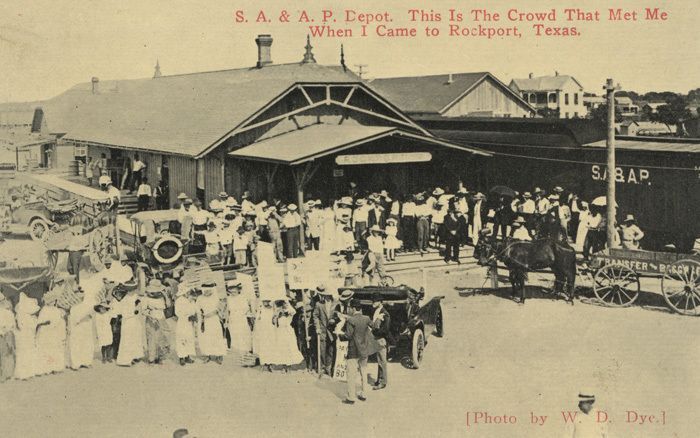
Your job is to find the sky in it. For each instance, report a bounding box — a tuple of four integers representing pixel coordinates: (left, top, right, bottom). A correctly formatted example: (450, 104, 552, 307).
(0, 0, 698, 103)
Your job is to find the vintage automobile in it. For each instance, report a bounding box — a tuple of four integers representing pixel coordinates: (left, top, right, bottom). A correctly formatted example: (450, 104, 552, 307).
(120, 210, 236, 275)
(341, 285, 444, 369)
(0, 198, 82, 241)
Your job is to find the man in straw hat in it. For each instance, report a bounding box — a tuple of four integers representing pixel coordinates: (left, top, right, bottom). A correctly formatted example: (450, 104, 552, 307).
(312, 285, 338, 377)
(282, 203, 302, 259)
(364, 225, 387, 284)
(618, 214, 644, 250)
(562, 389, 609, 437)
(340, 298, 379, 405)
(510, 216, 532, 241)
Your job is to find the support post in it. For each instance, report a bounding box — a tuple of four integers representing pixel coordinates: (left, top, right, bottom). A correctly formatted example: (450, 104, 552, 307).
(490, 262, 499, 289)
(604, 78, 620, 249)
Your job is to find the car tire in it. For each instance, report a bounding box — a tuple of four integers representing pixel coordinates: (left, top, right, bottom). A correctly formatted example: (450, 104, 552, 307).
(411, 328, 425, 369)
(29, 218, 50, 241)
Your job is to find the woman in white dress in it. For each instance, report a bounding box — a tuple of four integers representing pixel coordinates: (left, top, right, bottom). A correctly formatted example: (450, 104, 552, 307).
(174, 288, 197, 366)
(115, 292, 145, 366)
(575, 202, 591, 253)
(226, 282, 252, 353)
(253, 300, 276, 371)
(68, 294, 95, 370)
(14, 293, 40, 380)
(196, 284, 227, 364)
(270, 300, 303, 372)
(36, 295, 67, 375)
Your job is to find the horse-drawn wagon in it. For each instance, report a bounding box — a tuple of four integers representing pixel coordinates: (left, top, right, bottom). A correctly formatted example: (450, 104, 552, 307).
(583, 248, 700, 316)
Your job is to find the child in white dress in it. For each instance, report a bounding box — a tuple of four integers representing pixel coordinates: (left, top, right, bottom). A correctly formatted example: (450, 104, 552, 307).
(384, 218, 402, 261)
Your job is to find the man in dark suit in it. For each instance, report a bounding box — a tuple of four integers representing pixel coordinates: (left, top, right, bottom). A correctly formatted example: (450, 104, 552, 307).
(312, 287, 337, 377)
(443, 208, 461, 263)
(341, 300, 379, 404)
(367, 198, 386, 230)
(371, 295, 391, 390)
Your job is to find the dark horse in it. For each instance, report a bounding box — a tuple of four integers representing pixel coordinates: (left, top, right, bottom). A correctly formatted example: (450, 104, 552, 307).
(473, 222, 577, 304)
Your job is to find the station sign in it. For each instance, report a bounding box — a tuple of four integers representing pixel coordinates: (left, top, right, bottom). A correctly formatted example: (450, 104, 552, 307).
(336, 152, 432, 165)
(591, 165, 651, 185)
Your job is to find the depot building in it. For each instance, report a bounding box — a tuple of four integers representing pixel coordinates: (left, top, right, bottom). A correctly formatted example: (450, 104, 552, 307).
(34, 34, 490, 208)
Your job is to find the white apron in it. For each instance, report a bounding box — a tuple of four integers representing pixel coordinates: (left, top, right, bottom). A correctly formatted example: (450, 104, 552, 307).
(116, 295, 144, 366)
(174, 297, 197, 358)
(68, 301, 94, 369)
(36, 306, 67, 374)
(196, 294, 227, 357)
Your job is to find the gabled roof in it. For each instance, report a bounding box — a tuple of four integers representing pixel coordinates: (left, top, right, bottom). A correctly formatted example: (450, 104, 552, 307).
(38, 63, 361, 157)
(368, 72, 533, 114)
(510, 75, 584, 92)
(229, 123, 490, 165)
(615, 96, 635, 105)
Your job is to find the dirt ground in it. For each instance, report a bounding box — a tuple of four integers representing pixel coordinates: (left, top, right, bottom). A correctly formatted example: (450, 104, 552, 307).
(0, 237, 698, 438)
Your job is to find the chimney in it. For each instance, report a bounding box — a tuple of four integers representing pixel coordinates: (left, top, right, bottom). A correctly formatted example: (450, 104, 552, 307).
(153, 59, 162, 78)
(446, 73, 454, 84)
(255, 34, 273, 68)
(31, 107, 44, 133)
(91, 77, 99, 94)
(555, 71, 559, 76)
(528, 72, 533, 79)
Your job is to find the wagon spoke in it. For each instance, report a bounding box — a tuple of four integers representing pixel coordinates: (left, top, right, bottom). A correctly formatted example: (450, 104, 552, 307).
(598, 287, 613, 302)
(600, 270, 613, 282)
(689, 293, 700, 310)
(684, 294, 691, 312)
(619, 288, 633, 303)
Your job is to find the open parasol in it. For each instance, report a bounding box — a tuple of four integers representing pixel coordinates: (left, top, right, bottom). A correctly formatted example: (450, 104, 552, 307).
(591, 196, 618, 207)
(489, 185, 517, 198)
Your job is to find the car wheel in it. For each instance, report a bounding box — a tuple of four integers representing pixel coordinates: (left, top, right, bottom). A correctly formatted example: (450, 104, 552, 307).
(411, 328, 425, 369)
(435, 305, 444, 338)
(29, 218, 50, 241)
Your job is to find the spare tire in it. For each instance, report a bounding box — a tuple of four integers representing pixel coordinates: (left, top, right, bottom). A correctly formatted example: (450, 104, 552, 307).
(152, 235, 184, 264)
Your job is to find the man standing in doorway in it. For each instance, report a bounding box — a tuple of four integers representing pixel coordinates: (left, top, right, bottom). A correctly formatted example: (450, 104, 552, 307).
(130, 153, 146, 193)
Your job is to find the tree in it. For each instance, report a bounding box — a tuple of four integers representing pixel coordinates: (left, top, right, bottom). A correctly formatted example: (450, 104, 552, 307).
(588, 103, 622, 125)
(650, 95, 692, 128)
(537, 107, 560, 118)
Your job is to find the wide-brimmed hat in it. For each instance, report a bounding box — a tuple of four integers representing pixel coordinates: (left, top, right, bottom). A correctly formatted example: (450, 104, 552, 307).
(623, 214, 636, 223)
(473, 192, 486, 200)
(218, 191, 228, 198)
(339, 290, 354, 301)
(534, 187, 543, 194)
(316, 284, 332, 295)
(314, 199, 322, 206)
(514, 216, 526, 224)
(340, 196, 353, 206)
(522, 192, 532, 199)
(355, 198, 366, 206)
(548, 194, 560, 201)
(553, 186, 564, 193)
(242, 191, 251, 199)
(177, 192, 188, 200)
(225, 197, 238, 207)
(369, 225, 383, 234)
(387, 217, 397, 225)
(433, 188, 445, 196)
(183, 198, 193, 205)
(288, 203, 298, 211)
(457, 187, 468, 194)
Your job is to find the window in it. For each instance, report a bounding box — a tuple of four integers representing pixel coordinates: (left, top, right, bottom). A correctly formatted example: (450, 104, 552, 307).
(565, 112, 570, 118)
(565, 94, 569, 105)
(574, 93, 579, 105)
(574, 112, 579, 118)
(548, 93, 557, 104)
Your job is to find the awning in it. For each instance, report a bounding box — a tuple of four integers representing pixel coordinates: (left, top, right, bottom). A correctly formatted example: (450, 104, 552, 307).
(228, 124, 490, 165)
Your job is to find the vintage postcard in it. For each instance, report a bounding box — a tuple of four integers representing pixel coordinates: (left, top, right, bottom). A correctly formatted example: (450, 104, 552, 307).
(0, 0, 698, 437)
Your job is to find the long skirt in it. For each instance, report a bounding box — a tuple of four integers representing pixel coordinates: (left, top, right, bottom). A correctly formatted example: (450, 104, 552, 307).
(117, 316, 145, 366)
(0, 332, 15, 382)
(145, 317, 170, 362)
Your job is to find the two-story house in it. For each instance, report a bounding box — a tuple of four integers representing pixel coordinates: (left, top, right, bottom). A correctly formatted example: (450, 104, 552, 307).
(509, 72, 587, 119)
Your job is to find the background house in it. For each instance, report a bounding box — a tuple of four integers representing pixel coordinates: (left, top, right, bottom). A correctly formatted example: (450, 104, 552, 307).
(369, 72, 535, 118)
(509, 72, 587, 119)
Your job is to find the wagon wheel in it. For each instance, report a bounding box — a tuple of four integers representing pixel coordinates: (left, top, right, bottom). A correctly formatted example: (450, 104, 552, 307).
(47, 250, 59, 271)
(662, 259, 700, 316)
(411, 328, 425, 369)
(593, 263, 640, 307)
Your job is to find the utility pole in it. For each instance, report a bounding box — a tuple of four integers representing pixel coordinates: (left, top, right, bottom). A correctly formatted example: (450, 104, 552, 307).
(604, 78, 620, 249)
(354, 64, 368, 79)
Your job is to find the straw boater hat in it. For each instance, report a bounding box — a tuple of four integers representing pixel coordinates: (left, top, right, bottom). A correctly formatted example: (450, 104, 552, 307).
(522, 192, 532, 199)
(387, 217, 397, 225)
(242, 191, 251, 199)
(356, 198, 366, 206)
(339, 290, 354, 301)
(316, 284, 332, 295)
(623, 214, 636, 224)
(553, 186, 564, 193)
(369, 225, 384, 234)
(288, 203, 298, 211)
(578, 389, 595, 403)
(340, 196, 353, 206)
(314, 199, 322, 207)
(534, 187, 543, 194)
(473, 192, 486, 200)
(432, 187, 445, 196)
(457, 187, 468, 195)
(218, 191, 228, 199)
(512, 216, 526, 226)
(177, 192, 188, 200)
(183, 198, 193, 205)
(548, 194, 560, 201)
